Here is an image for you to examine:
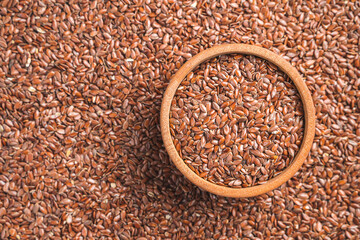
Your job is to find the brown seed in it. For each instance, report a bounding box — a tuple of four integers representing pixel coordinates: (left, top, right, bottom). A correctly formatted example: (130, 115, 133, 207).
(0, 0, 358, 239)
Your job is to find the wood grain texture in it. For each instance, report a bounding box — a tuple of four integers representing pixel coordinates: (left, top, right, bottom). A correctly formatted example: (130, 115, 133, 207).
(160, 44, 316, 198)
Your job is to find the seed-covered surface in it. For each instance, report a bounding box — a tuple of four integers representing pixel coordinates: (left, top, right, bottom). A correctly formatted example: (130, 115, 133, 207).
(0, 0, 359, 239)
(170, 55, 304, 187)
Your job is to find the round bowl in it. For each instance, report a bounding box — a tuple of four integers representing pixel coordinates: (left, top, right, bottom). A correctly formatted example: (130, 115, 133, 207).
(160, 44, 315, 198)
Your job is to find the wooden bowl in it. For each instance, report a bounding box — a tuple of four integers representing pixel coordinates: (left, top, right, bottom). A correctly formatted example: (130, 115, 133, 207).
(160, 44, 315, 198)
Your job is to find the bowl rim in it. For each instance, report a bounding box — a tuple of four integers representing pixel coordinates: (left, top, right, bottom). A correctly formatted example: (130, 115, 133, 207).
(160, 44, 315, 198)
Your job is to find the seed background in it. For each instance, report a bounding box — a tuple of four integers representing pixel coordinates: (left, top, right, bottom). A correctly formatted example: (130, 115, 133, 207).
(0, 0, 359, 239)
